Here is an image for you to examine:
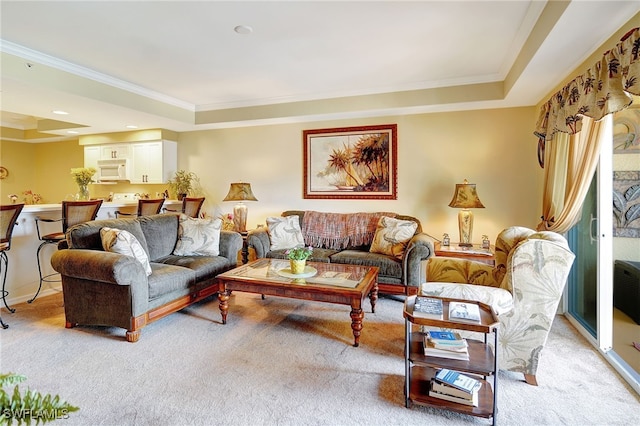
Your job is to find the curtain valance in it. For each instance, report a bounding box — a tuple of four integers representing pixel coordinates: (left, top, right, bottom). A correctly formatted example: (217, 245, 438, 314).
(534, 27, 640, 142)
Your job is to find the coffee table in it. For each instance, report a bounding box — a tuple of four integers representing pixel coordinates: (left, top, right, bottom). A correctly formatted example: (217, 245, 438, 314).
(216, 258, 379, 347)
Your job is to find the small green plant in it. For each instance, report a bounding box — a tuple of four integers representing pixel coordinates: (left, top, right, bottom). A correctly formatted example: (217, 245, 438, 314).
(167, 170, 200, 199)
(0, 373, 79, 424)
(285, 246, 313, 261)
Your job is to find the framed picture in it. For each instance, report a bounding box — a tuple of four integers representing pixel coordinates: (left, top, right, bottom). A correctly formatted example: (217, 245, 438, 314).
(303, 124, 397, 199)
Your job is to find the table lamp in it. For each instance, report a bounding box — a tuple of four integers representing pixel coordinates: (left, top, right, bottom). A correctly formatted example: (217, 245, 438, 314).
(448, 179, 485, 247)
(223, 182, 258, 233)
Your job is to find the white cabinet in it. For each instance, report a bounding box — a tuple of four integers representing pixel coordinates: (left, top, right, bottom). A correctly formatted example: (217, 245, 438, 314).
(83, 146, 101, 181)
(130, 141, 177, 184)
(101, 144, 130, 159)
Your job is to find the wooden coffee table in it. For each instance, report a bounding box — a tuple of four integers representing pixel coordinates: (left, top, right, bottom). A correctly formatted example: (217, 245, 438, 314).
(216, 259, 379, 347)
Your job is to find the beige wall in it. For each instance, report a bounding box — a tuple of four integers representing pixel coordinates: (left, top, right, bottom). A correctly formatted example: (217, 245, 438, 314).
(1, 106, 541, 242)
(177, 106, 540, 241)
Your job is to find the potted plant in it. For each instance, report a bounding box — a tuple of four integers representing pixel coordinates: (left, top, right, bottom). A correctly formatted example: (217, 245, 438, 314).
(167, 170, 199, 200)
(285, 246, 313, 274)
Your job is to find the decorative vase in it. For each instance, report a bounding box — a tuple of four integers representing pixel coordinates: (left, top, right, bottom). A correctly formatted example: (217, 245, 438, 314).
(290, 259, 306, 275)
(77, 184, 90, 201)
(178, 193, 187, 201)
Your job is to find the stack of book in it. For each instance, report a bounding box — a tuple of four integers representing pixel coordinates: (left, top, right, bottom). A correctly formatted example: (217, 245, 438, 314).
(429, 368, 481, 407)
(423, 330, 469, 360)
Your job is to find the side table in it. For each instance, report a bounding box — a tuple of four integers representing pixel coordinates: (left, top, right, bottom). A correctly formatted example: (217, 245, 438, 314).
(403, 296, 499, 425)
(434, 242, 495, 266)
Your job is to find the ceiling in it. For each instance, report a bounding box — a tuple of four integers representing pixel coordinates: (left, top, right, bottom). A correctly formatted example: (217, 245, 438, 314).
(1, 1, 639, 143)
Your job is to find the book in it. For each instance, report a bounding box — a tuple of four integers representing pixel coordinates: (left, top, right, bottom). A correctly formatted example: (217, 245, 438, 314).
(431, 380, 481, 400)
(448, 301, 481, 323)
(429, 383, 479, 407)
(424, 341, 470, 360)
(434, 369, 481, 394)
(413, 296, 443, 320)
(426, 331, 468, 350)
(424, 337, 468, 353)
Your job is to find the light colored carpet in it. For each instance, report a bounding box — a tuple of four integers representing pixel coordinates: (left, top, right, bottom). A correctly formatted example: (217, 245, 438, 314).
(1, 292, 639, 426)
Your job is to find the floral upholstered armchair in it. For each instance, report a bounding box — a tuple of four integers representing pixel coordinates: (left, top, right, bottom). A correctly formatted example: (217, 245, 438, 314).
(420, 226, 575, 386)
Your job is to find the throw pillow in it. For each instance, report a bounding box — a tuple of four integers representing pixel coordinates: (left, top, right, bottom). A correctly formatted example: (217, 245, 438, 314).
(100, 227, 153, 276)
(267, 215, 304, 251)
(173, 214, 222, 256)
(370, 216, 418, 259)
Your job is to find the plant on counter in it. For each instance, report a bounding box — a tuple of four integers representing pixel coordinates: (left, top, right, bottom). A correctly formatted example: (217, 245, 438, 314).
(70, 167, 96, 201)
(167, 170, 201, 200)
(285, 246, 314, 261)
(0, 372, 79, 424)
(22, 190, 42, 205)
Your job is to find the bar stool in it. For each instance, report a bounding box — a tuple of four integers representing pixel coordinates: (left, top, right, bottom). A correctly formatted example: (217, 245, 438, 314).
(31, 200, 103, 304)
(115, 198, 164, 218)
(1, 203, 25, 329)
(164, 197, 205, 218)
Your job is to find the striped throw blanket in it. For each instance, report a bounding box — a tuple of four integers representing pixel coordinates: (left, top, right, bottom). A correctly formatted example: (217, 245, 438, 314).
(302, 211, 397, 250)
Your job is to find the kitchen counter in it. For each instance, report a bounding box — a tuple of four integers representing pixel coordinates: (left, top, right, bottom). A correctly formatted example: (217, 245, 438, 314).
(3, 200, 183, 308)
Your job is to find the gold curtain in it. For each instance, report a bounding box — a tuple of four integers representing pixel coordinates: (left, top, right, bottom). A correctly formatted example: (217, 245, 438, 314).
(538, 116, 608, 232)
(535, 27, 640, 233)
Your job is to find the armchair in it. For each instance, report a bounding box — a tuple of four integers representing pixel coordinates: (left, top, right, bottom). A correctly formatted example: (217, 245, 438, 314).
(420, 226, 575, 385)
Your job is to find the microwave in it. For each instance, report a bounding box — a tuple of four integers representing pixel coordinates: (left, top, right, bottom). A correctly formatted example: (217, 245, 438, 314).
(97, 158, 129, 182)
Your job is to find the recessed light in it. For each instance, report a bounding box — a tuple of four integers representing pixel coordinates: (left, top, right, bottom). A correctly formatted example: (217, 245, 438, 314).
(67, 130, 79, 134)
(125, 125, 138, 129)
(234, 25, 253, 35)
(52, 110, 69, 115)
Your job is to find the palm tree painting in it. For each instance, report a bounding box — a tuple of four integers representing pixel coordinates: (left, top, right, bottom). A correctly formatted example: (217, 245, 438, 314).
(304, 124, 397, 199)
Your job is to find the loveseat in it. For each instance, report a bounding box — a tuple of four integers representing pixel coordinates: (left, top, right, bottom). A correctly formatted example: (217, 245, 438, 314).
(51, 213, 242, 342)
(247, 210, 436, 295)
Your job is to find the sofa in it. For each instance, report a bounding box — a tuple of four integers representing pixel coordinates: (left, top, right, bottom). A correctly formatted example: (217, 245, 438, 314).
(420, 226, 575, 385)
(247, 210, 436, 295)
(50, 213, 242, 342)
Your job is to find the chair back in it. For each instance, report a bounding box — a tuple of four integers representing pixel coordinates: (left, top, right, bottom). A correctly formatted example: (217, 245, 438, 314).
(62, 200, 103, 232)
(182, 197, 205, 218)
(138, 199, 164, 216)
(0, 204, 24, 249)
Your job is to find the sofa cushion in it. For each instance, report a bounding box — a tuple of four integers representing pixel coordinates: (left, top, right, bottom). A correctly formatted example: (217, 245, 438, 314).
(67, 218, 150, 256)
(330, 250, 402, 279)
(173, 214, 222, 256)
(155, 254, 231, 281)
(100, 227, 152, 276)
(370, 216, 417, 259)
(147, 263, 196, 300)
(137, 214, 180, 260)
(267, 215, 304, 250)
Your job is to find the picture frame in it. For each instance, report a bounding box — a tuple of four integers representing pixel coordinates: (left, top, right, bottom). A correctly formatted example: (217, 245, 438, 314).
(303, 124, 397, 199)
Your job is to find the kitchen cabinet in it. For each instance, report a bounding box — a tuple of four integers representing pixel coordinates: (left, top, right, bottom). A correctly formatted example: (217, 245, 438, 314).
(101, 144, 130, 159)
(130, 141, 177, 184)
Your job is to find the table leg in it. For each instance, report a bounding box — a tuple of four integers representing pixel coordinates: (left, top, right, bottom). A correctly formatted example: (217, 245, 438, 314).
(369, 283, 378, 313)
(218, 289, 229, 324)
(350, 306, 364, 347)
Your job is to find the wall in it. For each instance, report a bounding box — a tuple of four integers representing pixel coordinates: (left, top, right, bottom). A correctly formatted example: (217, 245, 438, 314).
(3, 106, 540, 242)
(177, 106, 540, 241)
(0, 140, 37, 202)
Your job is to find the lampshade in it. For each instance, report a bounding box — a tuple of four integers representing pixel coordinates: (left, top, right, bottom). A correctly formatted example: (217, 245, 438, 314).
(448, 179, 485, 209)
(223, 182, 257, 234)
(223, 182, 258, 202)
(448, 179, 484, 247)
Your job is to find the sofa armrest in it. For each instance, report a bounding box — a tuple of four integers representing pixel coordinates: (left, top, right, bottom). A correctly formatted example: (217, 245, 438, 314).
(51, 249, 148, 286)
(403, 233, 436, 287)
(219, 231, 243, 265)
(247, 227, 271, 258)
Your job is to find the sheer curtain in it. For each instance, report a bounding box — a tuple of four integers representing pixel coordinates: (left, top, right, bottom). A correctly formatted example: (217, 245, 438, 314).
(534, 27, 640, 232)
